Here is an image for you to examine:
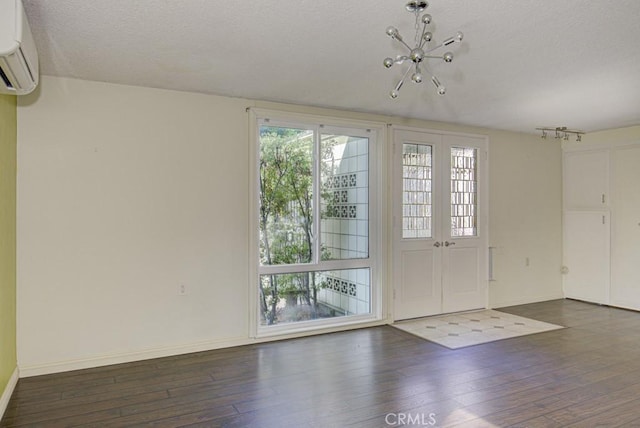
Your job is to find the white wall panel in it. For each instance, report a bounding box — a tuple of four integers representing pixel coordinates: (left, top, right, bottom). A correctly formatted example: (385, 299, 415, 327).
(610, 146, 640, 309)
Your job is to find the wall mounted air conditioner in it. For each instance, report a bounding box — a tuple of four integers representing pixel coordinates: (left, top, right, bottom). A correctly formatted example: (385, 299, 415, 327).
(0, 0, 39, 95)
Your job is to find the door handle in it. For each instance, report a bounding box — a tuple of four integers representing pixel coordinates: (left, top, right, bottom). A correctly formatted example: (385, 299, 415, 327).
(445, 241, 456, 247)
(433, 241, 441, 247)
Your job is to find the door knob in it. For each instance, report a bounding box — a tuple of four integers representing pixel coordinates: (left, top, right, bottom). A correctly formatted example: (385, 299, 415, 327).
(445, 241, 456, 247)
(433, 241, 441, 247)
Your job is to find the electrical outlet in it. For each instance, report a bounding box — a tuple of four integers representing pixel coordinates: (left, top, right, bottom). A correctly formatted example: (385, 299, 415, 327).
(178, 284, 187, 296)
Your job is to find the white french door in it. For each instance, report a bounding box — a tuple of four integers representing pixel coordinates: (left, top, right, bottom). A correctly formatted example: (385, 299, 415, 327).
(392, 128, 488, 320)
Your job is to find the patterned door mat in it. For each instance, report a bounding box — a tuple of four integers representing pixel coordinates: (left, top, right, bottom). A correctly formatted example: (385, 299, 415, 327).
(392, 309, 564, 349)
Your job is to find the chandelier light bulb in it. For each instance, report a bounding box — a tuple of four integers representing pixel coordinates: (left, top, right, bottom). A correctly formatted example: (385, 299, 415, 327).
(442, 36, 456, 46)
(431, 76, 445, 95)
(383, 57, 394, 68)
(422, 14, 432, 24)
(412, 72, 423, 83)
(456, 31, 464, 42)
(443, 52, 453, 62)
(423, 31, 433, 42)
(386, 26, 402, 41)
(390, 90, 399, 99)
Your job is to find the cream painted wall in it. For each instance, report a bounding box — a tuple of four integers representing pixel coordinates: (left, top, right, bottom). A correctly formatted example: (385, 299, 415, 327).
(17, 77, 249, 373)
(563, 125, 640, 150)
(0, 94, 17, 403)
(17, 76, 564, 374)
(487, 132, 563, 306)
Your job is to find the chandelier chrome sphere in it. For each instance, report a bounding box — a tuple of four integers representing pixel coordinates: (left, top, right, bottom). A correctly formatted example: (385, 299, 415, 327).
(383, 0, 464, 99)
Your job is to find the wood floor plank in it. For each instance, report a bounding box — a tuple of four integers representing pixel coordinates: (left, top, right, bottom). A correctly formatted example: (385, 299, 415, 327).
(5, 299, 640, 427)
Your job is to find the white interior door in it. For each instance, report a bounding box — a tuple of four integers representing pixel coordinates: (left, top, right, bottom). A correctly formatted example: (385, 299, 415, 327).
(393, 129, 488, 321)
(563, 211, 610, 304)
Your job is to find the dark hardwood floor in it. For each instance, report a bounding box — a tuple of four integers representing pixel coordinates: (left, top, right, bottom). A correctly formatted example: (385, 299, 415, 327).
(5, 299, 640, 427)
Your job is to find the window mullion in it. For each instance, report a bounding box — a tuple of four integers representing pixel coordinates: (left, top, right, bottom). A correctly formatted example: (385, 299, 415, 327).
(313, 125, 322, 266)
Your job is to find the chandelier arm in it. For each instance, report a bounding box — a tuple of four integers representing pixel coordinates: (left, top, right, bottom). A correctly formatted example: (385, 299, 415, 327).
(395, 37, 413, 52)
(418, 23, 430, 49)
(425, 34, 460, 53)
(422, 64, 446, 95)
(399, 63, 414, 83)
(425, 44, 444, 54)
(425, 43, 446, 54)
(390, 64, 415, 98)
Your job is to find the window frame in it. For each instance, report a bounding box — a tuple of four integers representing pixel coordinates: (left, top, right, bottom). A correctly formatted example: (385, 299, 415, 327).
(248, 109, 385, 338)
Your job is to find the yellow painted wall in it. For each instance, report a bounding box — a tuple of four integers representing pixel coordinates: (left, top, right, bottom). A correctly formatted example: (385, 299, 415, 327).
(0, 94, 17, 396)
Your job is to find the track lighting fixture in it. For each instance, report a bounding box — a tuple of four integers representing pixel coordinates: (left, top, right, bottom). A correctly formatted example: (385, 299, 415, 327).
(536, 126, 584, 142)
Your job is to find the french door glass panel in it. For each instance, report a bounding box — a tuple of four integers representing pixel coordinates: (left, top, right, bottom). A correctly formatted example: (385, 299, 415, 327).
(402, 143, 432, 239)
(450, 147, 478, 237)
(394, 130, 487, 320)
(257, 120, 373, 328)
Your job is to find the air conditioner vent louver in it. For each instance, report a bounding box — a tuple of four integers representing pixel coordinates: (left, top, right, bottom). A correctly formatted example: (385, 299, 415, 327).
(0, 65, 13, 89)
(0, 0, 39, 95)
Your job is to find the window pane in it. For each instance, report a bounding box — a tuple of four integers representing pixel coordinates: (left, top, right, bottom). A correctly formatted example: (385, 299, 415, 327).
(402, 143, 432, 239)
(259, 126, 314, 265)
(259, 268, 370, 325)
(450, 147, 477, 237)
(320, 134, 368, 260)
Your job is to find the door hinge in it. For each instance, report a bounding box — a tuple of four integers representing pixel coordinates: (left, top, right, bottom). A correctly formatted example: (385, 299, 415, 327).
(602, 215, 606, 225)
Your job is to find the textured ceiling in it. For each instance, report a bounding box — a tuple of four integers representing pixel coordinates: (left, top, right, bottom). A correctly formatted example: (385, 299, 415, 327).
(21, 0, 640, 134)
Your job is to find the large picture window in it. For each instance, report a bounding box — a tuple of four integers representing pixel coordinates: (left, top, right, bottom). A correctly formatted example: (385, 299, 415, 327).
(253, 114, 379, 333)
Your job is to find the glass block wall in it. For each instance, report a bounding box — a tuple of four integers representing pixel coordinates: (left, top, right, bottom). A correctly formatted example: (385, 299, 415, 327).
(320, 135, 368, 260)
(316, 268, 371, 316)
(318, 134, 370, 315)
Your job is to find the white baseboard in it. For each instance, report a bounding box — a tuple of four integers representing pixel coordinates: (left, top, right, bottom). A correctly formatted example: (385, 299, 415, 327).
(19, 336, 248, 378)
(19, 318, 390, 378)
(489, 293, 565, 309)
(0, 367, 19, 420)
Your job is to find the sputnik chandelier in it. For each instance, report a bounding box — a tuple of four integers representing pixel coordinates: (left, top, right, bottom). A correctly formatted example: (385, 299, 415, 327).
(536, 126, 584, 142)
(383, 0, 464, 99)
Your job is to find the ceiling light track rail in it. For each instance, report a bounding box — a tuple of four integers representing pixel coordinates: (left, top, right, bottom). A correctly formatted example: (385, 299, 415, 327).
(536, 126, 585, 142)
